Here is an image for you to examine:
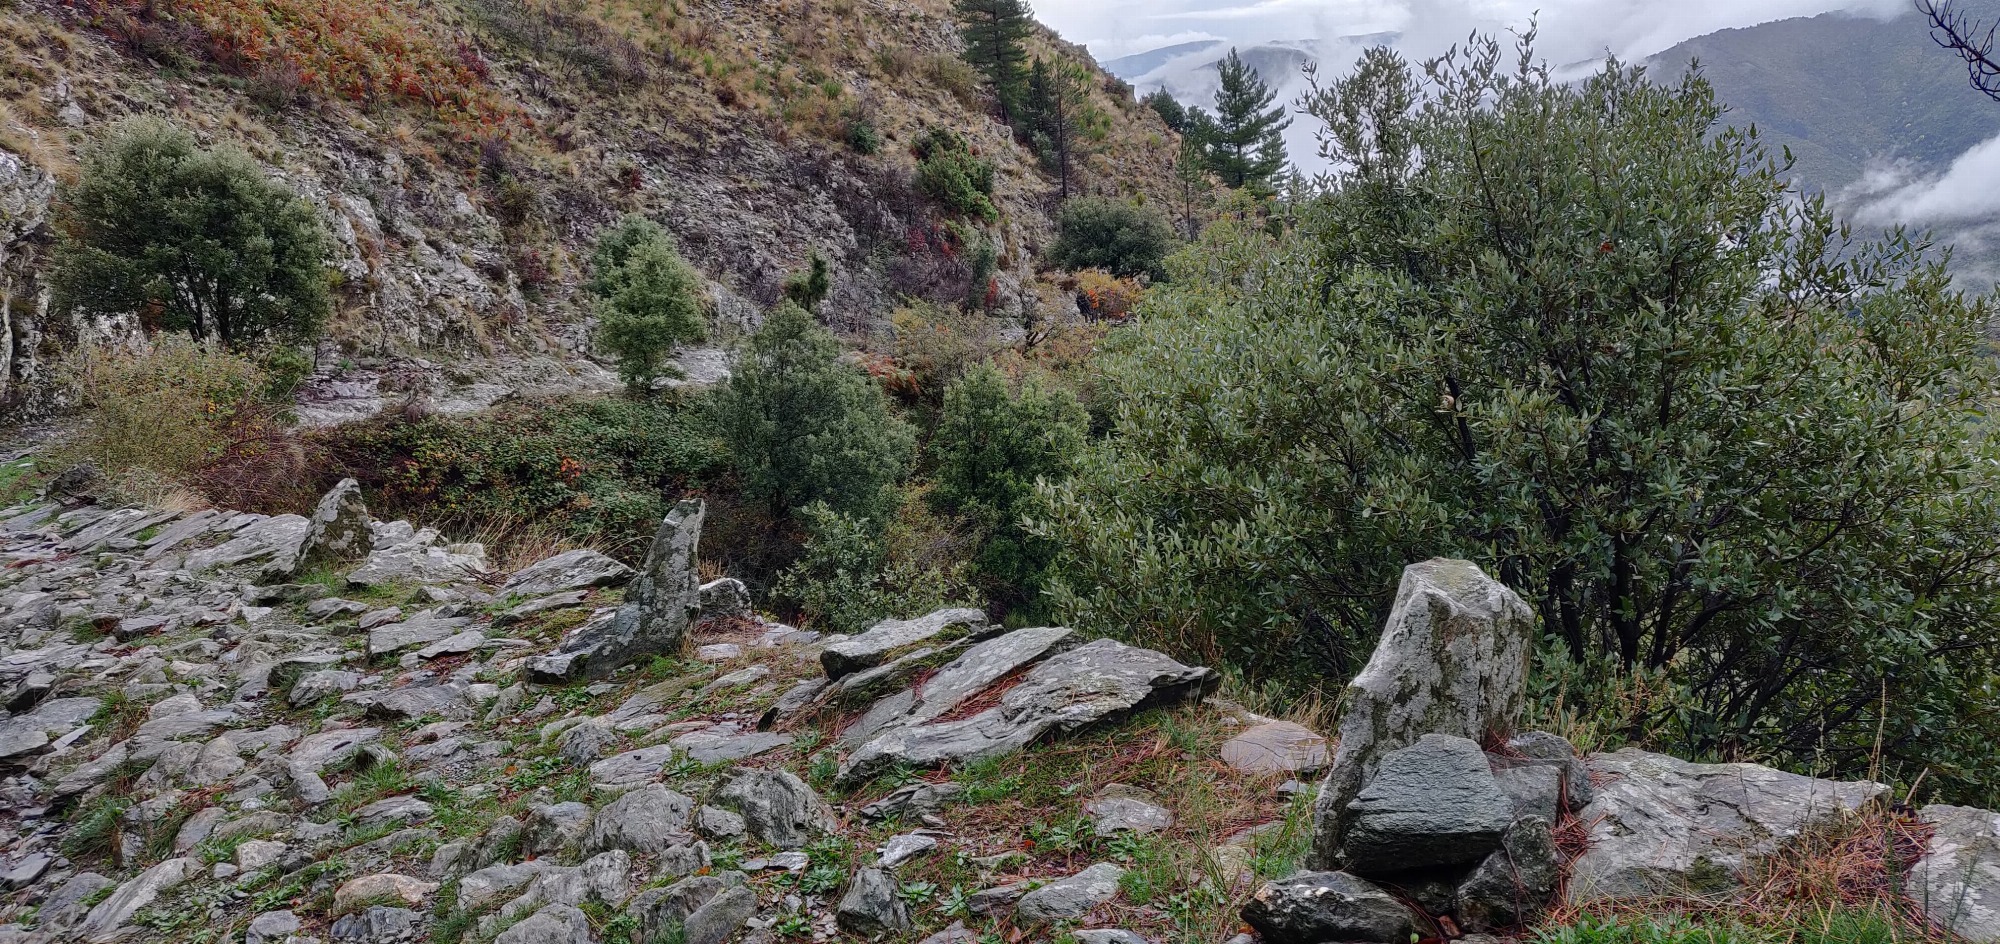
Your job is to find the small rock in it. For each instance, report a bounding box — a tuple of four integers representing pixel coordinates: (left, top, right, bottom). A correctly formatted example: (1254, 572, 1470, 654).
(876, 832, 941, 869)
(1015, 862, 1125, 925)
(1221, 721, 1329, 775)
(1084, 784, 1173, 836)
(333, 873, 437, 915)
(1338, 733, 1515, 873)
(246, 909, 301, 944)
(836, 868, 912, 934)
(684, 886, 758, 944)
(495, 903, 593, 944)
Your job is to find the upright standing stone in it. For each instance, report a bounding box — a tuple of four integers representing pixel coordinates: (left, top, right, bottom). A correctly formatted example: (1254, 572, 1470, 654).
(1311, 559, 1534, 869)
(527, 500, 704, 681)
(297, 479, 374, 572)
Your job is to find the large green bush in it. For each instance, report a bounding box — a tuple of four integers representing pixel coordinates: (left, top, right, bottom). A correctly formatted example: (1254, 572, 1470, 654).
(1040, 40, 2000, 799)
(715, 303, 915, 522)
(1045, 197, 1176, 281)
(931, 363, 1087, 606)
(589, 215, 707, 394)
(51, 117, 332, 348)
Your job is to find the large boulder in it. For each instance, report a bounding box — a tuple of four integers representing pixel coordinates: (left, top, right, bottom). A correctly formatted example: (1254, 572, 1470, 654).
(1338, 733, 1516, 874)
(1241, 871, 1416, 944)
(1911, 805, 2000, 941)
(526, 500, 703, 681)
(297, 479, 373, 571)
(1566, 748, 1890, 902)
(1311, 559, 1535, 868)
(838, 637, 1218, 786)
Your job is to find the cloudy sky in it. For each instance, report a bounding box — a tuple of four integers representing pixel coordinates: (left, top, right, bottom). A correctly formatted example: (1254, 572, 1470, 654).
(1029, 0, 1912, 64)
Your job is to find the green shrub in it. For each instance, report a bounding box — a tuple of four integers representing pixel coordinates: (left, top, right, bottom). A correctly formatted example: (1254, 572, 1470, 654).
(846, 116, 881, 155)
(589, 215, 707, 394)
(51, 117, 332, 348)
(931, 363, 1087, 607)
(320, 394, 724, 560)
(776, 491, 975, 632)
(915, 128, 998, 222)
(716, 304, 914, 522)
(782, 251, 832, 313)
(1045, 197, 1176, 281)
(1040, 38, 2000, 799)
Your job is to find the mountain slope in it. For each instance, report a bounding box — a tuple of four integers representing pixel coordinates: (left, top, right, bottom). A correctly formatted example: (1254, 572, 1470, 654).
(0, 0, 1182, 417)
(1647, 9, 2000, 195)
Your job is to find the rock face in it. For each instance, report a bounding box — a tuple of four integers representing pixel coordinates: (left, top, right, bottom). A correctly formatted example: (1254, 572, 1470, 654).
(1458, 815, 1561, 930)
(1566, 749, 1891, 902)
(297, 479, 374, 571)
(527, 500, 703, 681)
(1242, 871, 1416, 944)
(838, 637, 1219, 786)
(1915, 805, 2000, 941)
(1312, 559, 1535, 868)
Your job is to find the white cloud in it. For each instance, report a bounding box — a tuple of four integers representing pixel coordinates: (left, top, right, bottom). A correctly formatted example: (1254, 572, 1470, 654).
(1852, 134, 2000, 227)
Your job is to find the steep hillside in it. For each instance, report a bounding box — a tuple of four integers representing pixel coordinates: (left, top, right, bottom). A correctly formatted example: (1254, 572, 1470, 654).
(0, 0, 1182, 417)
(1648, 9, 2000, 194)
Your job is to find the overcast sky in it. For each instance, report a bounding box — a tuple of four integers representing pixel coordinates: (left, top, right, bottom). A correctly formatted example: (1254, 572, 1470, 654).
(1030, 0, 1913, 63)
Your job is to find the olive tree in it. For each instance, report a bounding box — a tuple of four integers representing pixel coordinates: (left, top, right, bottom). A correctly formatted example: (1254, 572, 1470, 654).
(1040, 37, 2000, 798)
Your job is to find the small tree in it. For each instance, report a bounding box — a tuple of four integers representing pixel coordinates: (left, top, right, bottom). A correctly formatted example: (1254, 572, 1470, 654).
(1143, 88, 1188, 131)
(1204, 49, 1290, 191)
(1171, 131, 1215, 239)
(933, 363, 1087, 603)
(915, 128, 1000, 221)
(1020, 56, 1098, 199)
(51, 117, 332, 348)
(716, 303, 915, 521)
(953, 0, 1035, 122)
(590, 215, 706, 394)
(783, 250, 832, 313)
(1046, 197, 1176, 281)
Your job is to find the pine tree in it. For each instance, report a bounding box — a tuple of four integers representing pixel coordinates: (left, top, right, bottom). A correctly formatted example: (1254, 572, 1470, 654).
(1205, 48, 1291, 191)
(953, 0, 1035, 123)
(1021, 56, 1095, 199)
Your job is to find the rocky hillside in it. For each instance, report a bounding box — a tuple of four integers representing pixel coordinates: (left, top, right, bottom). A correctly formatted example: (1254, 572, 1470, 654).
(0, 0, 1183, 417)
(3, 477, 1999, 944)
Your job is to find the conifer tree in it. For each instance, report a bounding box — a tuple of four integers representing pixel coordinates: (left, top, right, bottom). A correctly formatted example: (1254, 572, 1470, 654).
(953, 0, 1035, 122)
(1021, 56, 1095, 199)
(1205, 48, 1291, 191)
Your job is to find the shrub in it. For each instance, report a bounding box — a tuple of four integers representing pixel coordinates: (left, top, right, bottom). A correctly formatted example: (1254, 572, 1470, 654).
(932, 363, 1087, 608)
(51, 118, 333, 349)
(889, 301, 1004, 402)
(62, 336, 307, 511)
(716, 304, 915, 522)
(1046, 197, 1175, 281)
(846, 116, 881, 155)
(589, 215, 707, 394)
(782, 251, 832, 313)
(1071, 269, 1145, 320)
(1040, 39, 2000, 798)
(915, 128, 998, 222)
(774, 492, 975, 632)
(319, 394, 724, 560)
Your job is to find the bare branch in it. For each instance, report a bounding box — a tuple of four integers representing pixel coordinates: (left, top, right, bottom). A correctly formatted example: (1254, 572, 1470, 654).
(1920, 0, 2000, 102)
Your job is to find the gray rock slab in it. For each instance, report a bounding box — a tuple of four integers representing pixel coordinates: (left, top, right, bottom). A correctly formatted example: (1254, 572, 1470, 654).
(838, 637, 1217, 786)
(821, 607, 991, 679)
(1567, 748, 1890, 902)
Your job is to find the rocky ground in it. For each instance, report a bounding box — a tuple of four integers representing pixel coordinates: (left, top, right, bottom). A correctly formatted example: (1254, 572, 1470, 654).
(0, 480, 1328, 944)
(3, 480, 2000, 944)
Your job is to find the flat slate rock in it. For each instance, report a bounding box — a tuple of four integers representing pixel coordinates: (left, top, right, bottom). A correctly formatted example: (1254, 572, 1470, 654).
(821, 607, 991, 679)
(1221, 721, 1328, 775)
(589, 744, 679, 790)
(368, 612, 473, 657)
(503, 549, 633, 598)
(1567, 748, 1890, 902)
(838, 637, 1217, 786)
